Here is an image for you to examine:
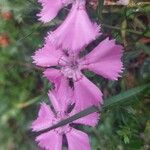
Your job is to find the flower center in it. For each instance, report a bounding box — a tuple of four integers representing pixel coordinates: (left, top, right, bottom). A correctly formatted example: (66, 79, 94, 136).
(61, 61, 78, 78)
(59, 55, 82, 81)
(53, 112, 72, 135)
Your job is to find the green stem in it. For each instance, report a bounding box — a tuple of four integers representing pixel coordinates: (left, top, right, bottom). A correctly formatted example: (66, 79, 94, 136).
(101, 23, 149, 37)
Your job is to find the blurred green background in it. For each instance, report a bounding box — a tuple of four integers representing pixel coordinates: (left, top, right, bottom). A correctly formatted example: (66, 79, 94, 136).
(0, 0, 150, 149)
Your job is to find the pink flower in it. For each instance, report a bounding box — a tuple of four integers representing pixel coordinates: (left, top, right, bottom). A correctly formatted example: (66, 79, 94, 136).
(31, 84, 99, 150)
(104, 0, 129, 5)
(37, 0, 73, 23)
(116, 0, 129, 5)
(32, 37, 123, 111)
(47, 0, 100, 53)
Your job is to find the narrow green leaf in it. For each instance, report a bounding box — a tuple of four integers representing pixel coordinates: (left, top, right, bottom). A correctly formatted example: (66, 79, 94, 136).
(103, 84, 149, 109)
(16, 96, 42, 109)
(98, 0, 104, 21)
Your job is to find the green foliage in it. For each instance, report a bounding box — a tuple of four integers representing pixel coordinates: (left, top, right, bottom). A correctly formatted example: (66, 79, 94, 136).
(103, 84, 150, 109)
(0, 0, 150, 149)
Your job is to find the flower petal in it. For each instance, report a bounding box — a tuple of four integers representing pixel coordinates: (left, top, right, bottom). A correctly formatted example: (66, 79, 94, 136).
(66, 128, 91, 150)
(48, 0, 100, 53)
(36, 130, 62, 150)
(71, 110, 100, 127)
(32, 42, 63, 67)
(74, 75, 103, 111)
(31, 103, 54, 132)
(37, 0, 72, 23)
(48, 91, 61, 112)
(81, 38, 123, 80)
(48, 78, 74, 112)
(44, 68, 74, 111)
(43, 68, 62, 90)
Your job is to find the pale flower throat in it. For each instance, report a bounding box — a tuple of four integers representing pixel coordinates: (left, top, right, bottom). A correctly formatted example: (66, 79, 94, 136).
(53, 112, 72, 135)
(58, 55, 82, 81)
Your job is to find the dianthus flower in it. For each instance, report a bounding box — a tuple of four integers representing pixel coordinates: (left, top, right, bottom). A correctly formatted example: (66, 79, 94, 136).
(31, 82, 99, 150)
(32, 38, 123, 111)
(116, 0, 129, 5)
(47, 0, 100, 53)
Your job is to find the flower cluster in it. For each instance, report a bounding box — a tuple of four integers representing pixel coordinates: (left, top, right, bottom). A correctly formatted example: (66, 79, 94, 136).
(31, 0, 123, 149)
